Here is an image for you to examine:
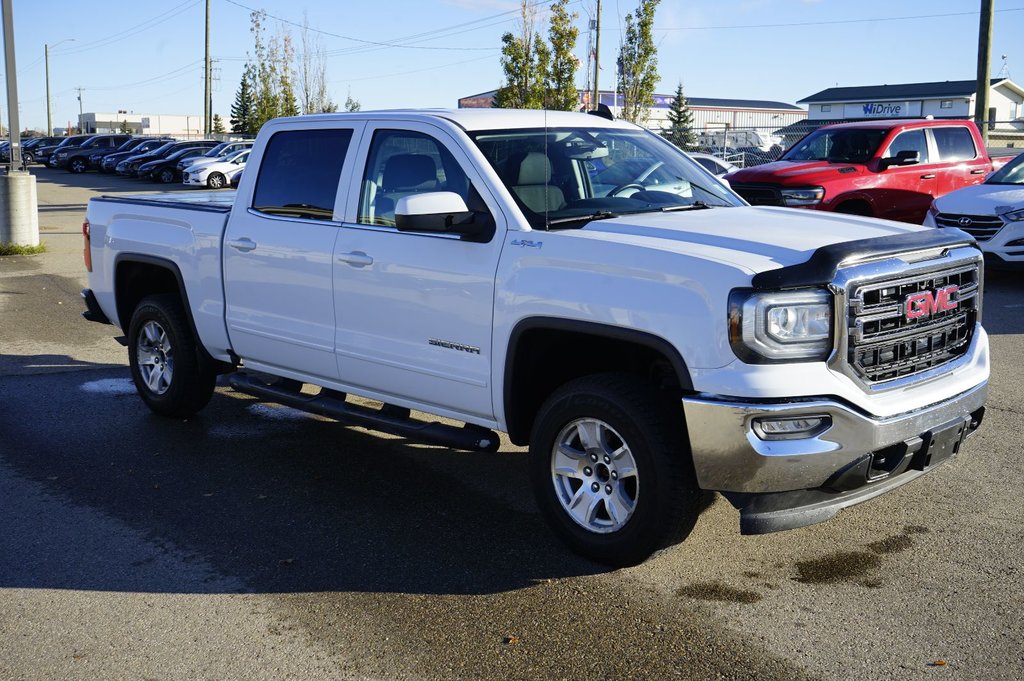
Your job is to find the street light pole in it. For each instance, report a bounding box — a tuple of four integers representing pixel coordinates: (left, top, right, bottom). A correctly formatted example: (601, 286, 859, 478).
(45, 38, 74, 137)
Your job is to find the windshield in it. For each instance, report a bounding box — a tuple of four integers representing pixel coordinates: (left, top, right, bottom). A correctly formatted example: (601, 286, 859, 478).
(222, 149, 248, 163)
(987, 153, 1024, 185)
(204, 142, 228, 157)
(470, 127, 742, 229)
(782, 127, 888, 164)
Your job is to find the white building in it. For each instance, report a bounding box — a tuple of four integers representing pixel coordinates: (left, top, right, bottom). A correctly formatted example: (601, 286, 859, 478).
(80, 112, 208, 138)
(798, 78, 1024, 145)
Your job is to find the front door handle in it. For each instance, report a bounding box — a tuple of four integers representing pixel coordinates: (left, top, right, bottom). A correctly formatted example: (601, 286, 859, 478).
(920, 174, 936, 180)
(228, 237, 256, 252)
(970, 169, 987, 174)
(337, 251, 374, 267)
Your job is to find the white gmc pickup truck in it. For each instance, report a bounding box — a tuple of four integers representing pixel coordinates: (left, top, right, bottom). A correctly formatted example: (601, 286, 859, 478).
(82, 109, 989, 566)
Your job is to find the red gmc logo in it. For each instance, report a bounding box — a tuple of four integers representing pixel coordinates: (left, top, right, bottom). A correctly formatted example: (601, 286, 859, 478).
(905, 285, 959, 320)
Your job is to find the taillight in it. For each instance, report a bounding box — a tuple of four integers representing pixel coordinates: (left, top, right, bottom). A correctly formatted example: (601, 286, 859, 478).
(82, 220, 92, 272)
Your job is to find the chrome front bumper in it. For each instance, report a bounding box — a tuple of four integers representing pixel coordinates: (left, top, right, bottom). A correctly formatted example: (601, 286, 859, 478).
(682, 380, 988, 494)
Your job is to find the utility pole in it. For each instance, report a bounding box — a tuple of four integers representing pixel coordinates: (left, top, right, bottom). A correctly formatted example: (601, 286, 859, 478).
(204, 0, 212, 136)
(75, 87, 84, 133)
(591, 0, 601, 110)
(975, 0, 994, 145)
(45, 43, 52, 136)
(1, 0, 40, 247)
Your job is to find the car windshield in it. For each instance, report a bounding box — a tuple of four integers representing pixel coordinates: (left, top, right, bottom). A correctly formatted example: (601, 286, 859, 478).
(470, 126, 742, 229)
(782, 128, 888, 164)
(165, 147, 199, 160)
(222, 149, 247, 163)
(203, 142, 228, 157)
(986, 153, 1024, 185)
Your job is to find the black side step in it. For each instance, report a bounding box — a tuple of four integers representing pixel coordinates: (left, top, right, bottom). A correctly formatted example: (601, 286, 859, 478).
(228, 372, 500, 452)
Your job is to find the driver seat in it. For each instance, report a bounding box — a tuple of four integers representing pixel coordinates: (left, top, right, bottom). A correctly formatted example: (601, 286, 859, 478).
(511, 152, 566, 213)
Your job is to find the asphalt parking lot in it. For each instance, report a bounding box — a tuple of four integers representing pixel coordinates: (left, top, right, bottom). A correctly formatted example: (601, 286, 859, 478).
(1, 167, 1022, 680)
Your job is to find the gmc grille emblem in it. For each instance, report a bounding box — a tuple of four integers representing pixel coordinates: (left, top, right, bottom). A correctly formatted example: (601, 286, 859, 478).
(958, 217, 973, 227)
(905, 285, 959, 320)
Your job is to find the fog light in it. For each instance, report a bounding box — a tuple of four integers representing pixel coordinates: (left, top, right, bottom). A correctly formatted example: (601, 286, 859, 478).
(752, 415, 832, 440)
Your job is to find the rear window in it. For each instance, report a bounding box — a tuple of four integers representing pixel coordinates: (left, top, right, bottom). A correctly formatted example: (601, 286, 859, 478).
(252, 129, 353, 221)
(933, 127, 977, 161)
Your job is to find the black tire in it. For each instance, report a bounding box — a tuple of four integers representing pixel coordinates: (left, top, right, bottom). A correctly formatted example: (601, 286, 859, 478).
(127, 294, 216, 417)
(23, 152, 34, 164)
(69, 158, 87, 173)
(157, 168, 175, 184)
(529, 373, 700, 567)
(207, 172, 226, 189)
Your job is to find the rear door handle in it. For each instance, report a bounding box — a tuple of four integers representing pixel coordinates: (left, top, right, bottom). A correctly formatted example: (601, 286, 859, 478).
(337, 251, 373, 267)
(920, 174, 936, 180)
(970, 169, 987, 174)
(228, 237, 256, 252)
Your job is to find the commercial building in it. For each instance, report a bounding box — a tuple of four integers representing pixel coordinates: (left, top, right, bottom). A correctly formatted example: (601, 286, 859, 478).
(77, 112, 208, 138)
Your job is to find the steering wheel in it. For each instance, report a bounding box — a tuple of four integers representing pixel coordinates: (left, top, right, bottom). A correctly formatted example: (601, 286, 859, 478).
(608, 183, 645, 197)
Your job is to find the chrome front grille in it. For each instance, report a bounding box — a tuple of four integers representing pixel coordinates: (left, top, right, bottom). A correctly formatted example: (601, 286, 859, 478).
(934, 213, 1004, 241)
(846, 262, 980, 384)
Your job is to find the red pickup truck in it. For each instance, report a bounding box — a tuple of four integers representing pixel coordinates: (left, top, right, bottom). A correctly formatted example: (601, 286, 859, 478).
(728, 119, 1010, 224)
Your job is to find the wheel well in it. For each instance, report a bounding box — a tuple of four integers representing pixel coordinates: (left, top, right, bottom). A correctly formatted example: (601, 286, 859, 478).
(504, 322, 690, 445)
(114, 260, 184, 334)
(834, 199, 873, 216)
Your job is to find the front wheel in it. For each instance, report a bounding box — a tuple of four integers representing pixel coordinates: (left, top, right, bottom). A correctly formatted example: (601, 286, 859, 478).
(529, 373, 700, 567)
(207, 172, 226, 189)
(69, 158, 87, 173)
(158, 168, 175, 184)
(128, 294, 216, 417)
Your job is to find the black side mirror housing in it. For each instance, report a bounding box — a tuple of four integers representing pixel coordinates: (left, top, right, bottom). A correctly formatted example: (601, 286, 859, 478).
(880, 149, 920, 170)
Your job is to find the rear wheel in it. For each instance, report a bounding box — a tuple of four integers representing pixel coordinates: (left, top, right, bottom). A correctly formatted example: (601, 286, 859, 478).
(23, 152, 35, 164)
(128, 294, 216, 417)
(529, 373, 700, 567)
(207, 172, 226, 189)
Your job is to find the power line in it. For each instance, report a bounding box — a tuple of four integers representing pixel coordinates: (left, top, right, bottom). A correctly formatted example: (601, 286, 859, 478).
(332, 54, 496, 85)
(81, 60, 204, 92)
(634, 7, 1024, 31)
(53, 0, 202, 56)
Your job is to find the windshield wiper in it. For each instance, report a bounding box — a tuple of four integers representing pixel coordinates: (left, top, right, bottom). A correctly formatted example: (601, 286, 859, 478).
(547, 210, 619, 227)
(660, 201, 715, 212)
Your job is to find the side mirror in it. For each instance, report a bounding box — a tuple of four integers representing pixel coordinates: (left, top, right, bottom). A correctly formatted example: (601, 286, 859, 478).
(395, 192, 494, 241)
(881, 149, 920, 169)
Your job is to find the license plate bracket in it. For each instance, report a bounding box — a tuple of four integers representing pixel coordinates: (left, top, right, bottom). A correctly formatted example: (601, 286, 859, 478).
(913, 417, 970, 470)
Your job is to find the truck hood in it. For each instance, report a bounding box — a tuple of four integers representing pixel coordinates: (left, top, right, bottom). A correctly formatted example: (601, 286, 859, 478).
(574, 206, 921, 274)
(933, 183, 1024, 215)
(728, 160, 867, 185)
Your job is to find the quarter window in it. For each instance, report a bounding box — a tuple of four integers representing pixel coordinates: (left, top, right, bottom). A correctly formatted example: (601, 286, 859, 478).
(252, 129, 353, 221)
(932, 127, 977, 161)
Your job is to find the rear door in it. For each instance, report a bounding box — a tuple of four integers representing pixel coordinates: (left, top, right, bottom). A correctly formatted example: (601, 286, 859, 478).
(223, 122, 364, 381)
(931, 125, 991, 196)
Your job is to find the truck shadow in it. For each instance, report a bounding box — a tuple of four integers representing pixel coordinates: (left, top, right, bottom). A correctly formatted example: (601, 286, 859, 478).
(0, 367, 647, 596)
(981, 271, 1024, 335)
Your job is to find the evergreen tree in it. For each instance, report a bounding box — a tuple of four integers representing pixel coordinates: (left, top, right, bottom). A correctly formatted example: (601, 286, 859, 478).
(662, 82, 696, 149)
(546, 0, 580, 111)
(230, 65, 256, 134)
(212, 113, 227, 134)
(617, 0, 660, 125)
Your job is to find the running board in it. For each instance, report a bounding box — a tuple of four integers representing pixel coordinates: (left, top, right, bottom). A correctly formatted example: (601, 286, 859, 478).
(228, 372, 500, 452)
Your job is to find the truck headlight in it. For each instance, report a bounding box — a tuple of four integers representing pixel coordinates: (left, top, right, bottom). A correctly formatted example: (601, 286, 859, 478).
(1002, 208, 1024, 222)
(781, 187, 825, 207)
(729, 289, 833, 362)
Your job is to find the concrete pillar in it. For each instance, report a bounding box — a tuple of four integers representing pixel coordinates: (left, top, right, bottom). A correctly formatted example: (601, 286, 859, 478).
(0, 172, 40, 246)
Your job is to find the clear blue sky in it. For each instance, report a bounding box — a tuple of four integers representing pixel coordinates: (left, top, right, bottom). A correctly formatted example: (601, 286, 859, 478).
(3, 0, 1023, 132)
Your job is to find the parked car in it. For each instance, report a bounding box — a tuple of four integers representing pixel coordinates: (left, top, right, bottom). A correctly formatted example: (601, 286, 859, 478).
(727, 119, 1011, 223)
(119, 140, 219, 177)
(688, 152, 739, 181)
(59, 134, 133, 172)
(183, 148, 250, 188)
(21, 136, 64, 164)
(179, 140, 253, 173)
(83, 109, 988, 566)
(34, 134, 91, 166)
(87, 137, 147, 169)
(139, 147, 213, 183)
(925, 151, 1024, 268)
(101, 138, 175, 173)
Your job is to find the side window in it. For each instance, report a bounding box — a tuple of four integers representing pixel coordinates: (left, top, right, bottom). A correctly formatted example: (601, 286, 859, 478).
(252, 128, 353, 221)
(884, 130, 930, 164)
(358, 130, 471, 227)
(933, 127, 977, 161)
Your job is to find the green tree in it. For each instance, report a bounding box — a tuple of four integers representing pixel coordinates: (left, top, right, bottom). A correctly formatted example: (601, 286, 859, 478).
(617, 0, 660, 125)
(230, 64, 256, 134)
(494, 1, 546, 109)
(250, 10, 280, 131)
(662, 82, 696, 149)
(344, 92, 361, 112)
(546, 0, 580, 111)
(212, 113, 226, 134)
(118, 120, 132, 134)
(278, 31, 300, 117)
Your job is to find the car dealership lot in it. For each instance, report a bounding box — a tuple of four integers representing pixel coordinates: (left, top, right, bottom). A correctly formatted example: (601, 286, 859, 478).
(1, 169, 1022, 680)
